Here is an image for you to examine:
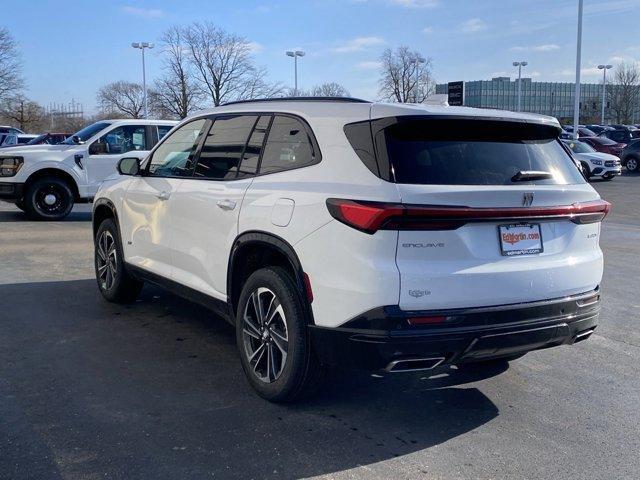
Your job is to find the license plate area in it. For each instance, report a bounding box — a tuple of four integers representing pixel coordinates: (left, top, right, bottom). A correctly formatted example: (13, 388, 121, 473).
(498, 223, 543, 256)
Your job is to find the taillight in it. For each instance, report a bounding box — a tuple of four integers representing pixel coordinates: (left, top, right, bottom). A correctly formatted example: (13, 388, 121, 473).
(326, 198, 611, 234)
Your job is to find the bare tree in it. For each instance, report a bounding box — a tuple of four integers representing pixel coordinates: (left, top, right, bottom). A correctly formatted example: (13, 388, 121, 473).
(0, 28, 23, 101)
(184, 22, 280, 105)
(153, 26, 204, 119)
(607, 62, 640, 124)
(0, 95, 44, 132)
(378, 46, 434, 103)
(236, 66, 286, 100)
(310, 82, 350, 97)
(97, 81, 146, 118)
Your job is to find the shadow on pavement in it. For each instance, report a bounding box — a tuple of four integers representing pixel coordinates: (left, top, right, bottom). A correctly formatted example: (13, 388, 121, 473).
(0, 209, 92, 223)
(0, 279, 504, 479)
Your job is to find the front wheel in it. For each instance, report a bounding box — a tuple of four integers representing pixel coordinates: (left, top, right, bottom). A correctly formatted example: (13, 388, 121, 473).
(625, 156, 639, 172)
(94, 218, 143, 303)
(580, 162, 592, 180)
(236, 267, 323, 402)
(24, 177, 74, 220)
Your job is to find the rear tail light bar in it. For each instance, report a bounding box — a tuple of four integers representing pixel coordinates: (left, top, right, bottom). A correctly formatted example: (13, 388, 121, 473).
(326, 198, 611, 234)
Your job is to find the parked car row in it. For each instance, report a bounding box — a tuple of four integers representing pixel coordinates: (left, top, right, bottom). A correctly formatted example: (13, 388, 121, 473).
(0, 131, 72, 148)
(559, 123, 640, 173)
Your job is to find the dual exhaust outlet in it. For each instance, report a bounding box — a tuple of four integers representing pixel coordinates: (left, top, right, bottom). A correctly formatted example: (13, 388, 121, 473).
(384, 356, 446, 373)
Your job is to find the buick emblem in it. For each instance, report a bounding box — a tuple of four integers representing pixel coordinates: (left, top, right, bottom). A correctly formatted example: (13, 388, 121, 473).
(522, 192, 534, 207)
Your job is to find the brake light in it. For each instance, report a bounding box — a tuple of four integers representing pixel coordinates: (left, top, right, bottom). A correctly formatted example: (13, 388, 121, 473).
(326, 198, 611, 233)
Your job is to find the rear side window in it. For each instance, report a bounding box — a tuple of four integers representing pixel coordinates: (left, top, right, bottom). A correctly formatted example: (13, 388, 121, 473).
(195, 115, 257, 179)
(259, 116, 317, 175)
(372, 118, 585, 186)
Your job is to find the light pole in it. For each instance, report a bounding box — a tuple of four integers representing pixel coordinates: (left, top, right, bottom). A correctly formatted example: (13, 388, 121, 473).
(414, 55, 426, 103)
(513, 61, 528, 112)
(131, 42, 154, 118)
(286, 50, 305, 96)
(572, 0, 583, 140)
(598, 64, 613, 125)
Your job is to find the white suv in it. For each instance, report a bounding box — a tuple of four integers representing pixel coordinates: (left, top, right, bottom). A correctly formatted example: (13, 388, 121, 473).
(92, 99, 609, 402)
(0, 119, 177, 220)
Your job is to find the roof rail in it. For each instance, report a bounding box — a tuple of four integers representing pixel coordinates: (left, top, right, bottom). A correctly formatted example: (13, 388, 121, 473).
(222, 96, 371, 106)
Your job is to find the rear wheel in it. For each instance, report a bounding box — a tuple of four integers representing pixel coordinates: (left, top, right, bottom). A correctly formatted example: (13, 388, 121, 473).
(94, 218, 143, 303)
(626, 156, 639, 172)
(24, 177, 74, 220)
(236, 267, 323, 402)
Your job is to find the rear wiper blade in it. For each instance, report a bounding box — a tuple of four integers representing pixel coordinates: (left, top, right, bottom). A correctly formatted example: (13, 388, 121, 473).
(511, 170, 553, 182)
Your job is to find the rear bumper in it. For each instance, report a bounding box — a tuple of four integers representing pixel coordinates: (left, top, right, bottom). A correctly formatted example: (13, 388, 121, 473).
(310, 289, 600, 372)
(0, 182, 24, 202)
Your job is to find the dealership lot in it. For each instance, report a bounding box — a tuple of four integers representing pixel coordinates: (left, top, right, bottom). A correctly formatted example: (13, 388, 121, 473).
(1, 176, 639, 479)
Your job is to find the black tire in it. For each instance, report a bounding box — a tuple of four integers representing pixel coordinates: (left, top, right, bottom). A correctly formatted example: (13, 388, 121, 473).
(236, 267, 324, 402)
(580, 162, 592, 180)
(24, 177, 74, 220)
(625, 156, 639, 172)
(94, 218, 143, 303)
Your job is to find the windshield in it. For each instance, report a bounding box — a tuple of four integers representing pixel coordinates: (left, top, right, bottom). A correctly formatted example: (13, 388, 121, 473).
(565, 141, 596, 154)
(62, 122, 111, 144)
(377, 119, 585, 186)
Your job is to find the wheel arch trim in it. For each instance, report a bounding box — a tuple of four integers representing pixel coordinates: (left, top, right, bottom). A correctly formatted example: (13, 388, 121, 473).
(227, 231, 315, 325)
(92, 198, 120, 239)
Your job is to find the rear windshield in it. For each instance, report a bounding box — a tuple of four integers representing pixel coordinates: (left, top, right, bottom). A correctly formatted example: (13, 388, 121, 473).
(377, 119, 585, 186)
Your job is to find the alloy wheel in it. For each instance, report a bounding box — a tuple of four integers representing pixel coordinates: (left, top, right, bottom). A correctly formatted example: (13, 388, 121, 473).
(242, 287, 289, 383)
(627, 158, 638, 172)
(96, 230, 118, 291)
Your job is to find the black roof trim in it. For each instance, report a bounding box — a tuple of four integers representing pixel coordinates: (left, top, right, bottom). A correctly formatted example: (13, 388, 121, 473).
(222, 97, 371, 106)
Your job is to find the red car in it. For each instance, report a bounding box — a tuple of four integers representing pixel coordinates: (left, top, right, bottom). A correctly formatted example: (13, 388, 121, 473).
(580, 136, 625, 157)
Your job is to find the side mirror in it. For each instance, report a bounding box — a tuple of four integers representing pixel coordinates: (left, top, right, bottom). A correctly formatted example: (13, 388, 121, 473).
(117, 157, 141, 176)
(89, 141, 108, 155)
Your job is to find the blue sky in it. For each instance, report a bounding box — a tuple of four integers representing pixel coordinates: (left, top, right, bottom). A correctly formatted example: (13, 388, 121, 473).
(9, 0, 640, 112)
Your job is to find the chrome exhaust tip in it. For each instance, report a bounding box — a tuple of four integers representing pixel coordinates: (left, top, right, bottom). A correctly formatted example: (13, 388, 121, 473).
(574, 328, 595, 343)
(385, 356, 446, 373)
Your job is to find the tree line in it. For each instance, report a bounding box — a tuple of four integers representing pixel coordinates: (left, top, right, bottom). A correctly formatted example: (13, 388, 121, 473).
(4, 20, 639, 132)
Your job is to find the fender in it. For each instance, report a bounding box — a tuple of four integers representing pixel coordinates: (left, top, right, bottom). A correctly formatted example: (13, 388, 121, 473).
(21, 160, 84, 185)
(92, 198, 120, 239)
(227, 231, 315, 324)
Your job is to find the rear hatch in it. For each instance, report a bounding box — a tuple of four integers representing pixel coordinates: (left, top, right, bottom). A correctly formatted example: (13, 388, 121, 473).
(369, 115, 607, 311)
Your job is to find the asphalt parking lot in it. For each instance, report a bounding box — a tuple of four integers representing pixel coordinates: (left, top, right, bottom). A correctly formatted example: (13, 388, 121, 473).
(1, 175, 639, 480)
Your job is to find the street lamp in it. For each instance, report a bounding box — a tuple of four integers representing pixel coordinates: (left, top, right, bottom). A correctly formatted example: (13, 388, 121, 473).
(286, 50, 305, 96)
(572, 0, 584, 140)
(598, 64, 613, 125)
(414, 55, 426, 103)
(513, 61, 528, 112)
(131, 42, 154, 118)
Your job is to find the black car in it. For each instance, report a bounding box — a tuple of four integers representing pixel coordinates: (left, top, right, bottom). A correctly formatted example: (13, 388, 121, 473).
(599, 128, 640, 145)
(621, 141, 640, 172)
(585, 125, 614, 135)
(563, 125, 597, 137)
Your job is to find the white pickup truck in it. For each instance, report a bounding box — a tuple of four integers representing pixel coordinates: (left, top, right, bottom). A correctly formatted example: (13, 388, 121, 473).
(0, 119, 177, 220)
